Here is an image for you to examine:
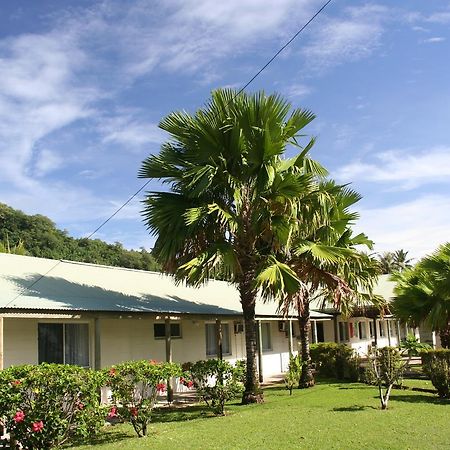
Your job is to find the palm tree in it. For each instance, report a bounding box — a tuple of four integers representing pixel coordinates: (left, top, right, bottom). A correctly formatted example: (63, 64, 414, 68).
(139, 89, 329, 403)
(378, 252, 395, 274)
(392, 243, 450, 348)
(392, 249, 413, 272)
(263, 182, 381, 387)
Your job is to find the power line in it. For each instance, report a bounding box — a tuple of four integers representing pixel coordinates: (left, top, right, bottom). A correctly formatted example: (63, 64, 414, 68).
(3, 0, 333, 308)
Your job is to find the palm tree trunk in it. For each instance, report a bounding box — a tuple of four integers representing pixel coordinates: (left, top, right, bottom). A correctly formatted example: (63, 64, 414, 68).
(439, 325, 450, 349)
(298, 299, 315, 389)
(240, 279, 264, 404)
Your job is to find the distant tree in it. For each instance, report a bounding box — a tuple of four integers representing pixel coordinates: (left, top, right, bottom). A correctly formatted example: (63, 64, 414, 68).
(0, 203, 161, 272)
(392, 243, 450, 348)
(378, 249, 413, 274)
(378, 252, 395, 274)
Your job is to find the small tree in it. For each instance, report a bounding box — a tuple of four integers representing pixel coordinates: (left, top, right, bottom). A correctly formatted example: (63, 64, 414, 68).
(369, 347, 406, 410)
(189, 359, 244, 415)
(399, 334, 430, 367)
(284, 355, 302, 395)
(106, 360, 181, 437)
(421, 349, 450, 399)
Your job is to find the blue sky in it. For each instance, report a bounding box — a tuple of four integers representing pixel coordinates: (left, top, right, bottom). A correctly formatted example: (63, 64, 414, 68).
(1, 0, 450, 261)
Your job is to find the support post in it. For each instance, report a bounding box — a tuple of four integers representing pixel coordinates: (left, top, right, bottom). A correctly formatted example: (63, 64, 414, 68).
(387, 320, 392, 346)
(0, 316, 4, 370)
(312, 320, 318, 344)
(165, 317, 173, 402)
(373, 317, 378, 347)
(215, 319, 223, 360)
(397, 321, 402, 344)
(288, 320, 293, 356)
(257, 320, 263, 383)
(333, 315, 339, 343)
(94, 318, 101, 370)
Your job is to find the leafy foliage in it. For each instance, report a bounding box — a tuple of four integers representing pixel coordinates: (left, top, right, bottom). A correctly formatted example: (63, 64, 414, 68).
(284, 355, 303, 394)
(367, 347, 406, 410)
(0, 364, 105, 449)
(400, 334, 431, 358)
(188, 359, 244, 415)
(421, 349, 450, 398)
(392, 243, 450, 348)
(310, 343, 360, 381)
(377, 250, 413, 274)
(0, 203, 160, 271)
(105, 360, 182, 437)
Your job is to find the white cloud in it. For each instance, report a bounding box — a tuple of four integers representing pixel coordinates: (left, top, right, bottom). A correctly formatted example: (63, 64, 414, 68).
(34, 149, 65, 176)
(335, 147, 450, 189)
(284, 83, 312, 99)
(301, 4, 388, 71)
(422, 37, 446, 43)
(356, 195, 450, 260)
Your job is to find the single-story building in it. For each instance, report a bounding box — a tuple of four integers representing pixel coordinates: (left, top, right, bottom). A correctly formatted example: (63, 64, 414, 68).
(0, 253, 437, 385)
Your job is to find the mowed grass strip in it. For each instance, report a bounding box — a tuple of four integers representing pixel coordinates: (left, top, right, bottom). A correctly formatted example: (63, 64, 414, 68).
(72, 381, 450, 450)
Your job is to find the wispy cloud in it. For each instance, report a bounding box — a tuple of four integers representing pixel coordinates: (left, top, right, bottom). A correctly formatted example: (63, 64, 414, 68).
(301, 4, 388, 71)
(335, 147, 450, 189)
(356, 195, 450, 259)
(422, 36, 446, 43)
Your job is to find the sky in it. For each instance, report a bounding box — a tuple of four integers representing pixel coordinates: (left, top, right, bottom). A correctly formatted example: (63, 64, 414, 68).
(1, 0, 450, 262)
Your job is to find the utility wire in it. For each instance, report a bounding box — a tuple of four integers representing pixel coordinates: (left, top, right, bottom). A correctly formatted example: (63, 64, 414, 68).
(3, 0, 333, 308)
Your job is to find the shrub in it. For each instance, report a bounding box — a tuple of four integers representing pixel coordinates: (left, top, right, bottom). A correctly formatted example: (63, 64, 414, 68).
(105, 360, 182, 437)
(0, 364, 105, 449)
(421, 349, 450, 399)
(368, 347, 406, 410)
(188, 359, 244, 415)
(284, 355, 302, 395)
(310, 343, 360, 381)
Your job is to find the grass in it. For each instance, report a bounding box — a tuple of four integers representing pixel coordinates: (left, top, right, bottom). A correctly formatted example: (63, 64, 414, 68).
(72, 381, 449, 450)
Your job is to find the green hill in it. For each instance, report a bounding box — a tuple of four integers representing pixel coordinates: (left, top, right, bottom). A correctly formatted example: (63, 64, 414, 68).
(0, 203, 160, 271)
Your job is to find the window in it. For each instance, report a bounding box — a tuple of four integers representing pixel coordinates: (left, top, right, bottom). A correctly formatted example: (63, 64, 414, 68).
(316, 322, 325, 343)
(261, 322, 272, 352)
(339, 322, 349, 341)
(389, 321, 397, 336)
(369, 321, 375, 339)
(153, 323, 182, 339)
(38, 323, 89, 367)
(205, 323, 231, 356)
(378, 321, 385, 337)
(358, 322, 367, 340)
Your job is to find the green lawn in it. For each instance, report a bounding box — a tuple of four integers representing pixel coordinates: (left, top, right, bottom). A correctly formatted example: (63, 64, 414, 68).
(73, 381, 449, 450)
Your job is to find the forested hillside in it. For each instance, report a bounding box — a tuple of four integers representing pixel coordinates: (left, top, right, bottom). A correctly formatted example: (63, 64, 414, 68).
(0, 203, 161, 271)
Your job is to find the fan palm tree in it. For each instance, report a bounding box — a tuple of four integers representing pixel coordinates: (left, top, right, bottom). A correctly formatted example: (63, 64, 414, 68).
(392, 243, 450, 348)
(139, 89, 330, 403)
(260, 182, 382, 387)
(392, 249, 413, 272)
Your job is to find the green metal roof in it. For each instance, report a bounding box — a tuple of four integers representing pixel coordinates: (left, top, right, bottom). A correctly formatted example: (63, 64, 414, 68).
(0, 254, 333, 319)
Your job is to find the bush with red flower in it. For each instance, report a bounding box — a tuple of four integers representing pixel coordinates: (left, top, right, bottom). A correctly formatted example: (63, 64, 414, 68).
(105, 360, 181, 437)
(0, 364, 105, 449)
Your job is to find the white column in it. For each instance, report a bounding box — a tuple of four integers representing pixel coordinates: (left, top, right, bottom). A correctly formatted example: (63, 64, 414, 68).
(288, 320, 293, 355)
(0, 316, 4, 370)
(257, 320, 263, 383)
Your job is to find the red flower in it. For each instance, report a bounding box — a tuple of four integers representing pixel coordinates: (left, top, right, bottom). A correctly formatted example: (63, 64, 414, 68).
(149, 359, 158, 365)
(107, 406, 118, 418)
(13, 411, 25, 423)
(11, 380, 21, 387)
(32, 421, 44, 433)
(156, 383, 166, 393)
(76, 401, 84, 410)
(129, 407, 138, 417)
(108, 368, 116, 377)
(187, 380, 194, 388)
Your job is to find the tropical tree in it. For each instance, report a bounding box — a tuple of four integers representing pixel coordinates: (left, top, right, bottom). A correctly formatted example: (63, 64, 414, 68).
(265, 182, 381, 387)
(392, 249, 413, 272)
(378, 252, 395, 274)
(139, 89, 329, 403)
(392, 243, 450, 348)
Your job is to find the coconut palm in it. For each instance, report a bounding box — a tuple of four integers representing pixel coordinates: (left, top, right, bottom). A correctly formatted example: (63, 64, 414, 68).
(262, 182, 382, 387)
(139, 89, 330, 403)
(392, 243, 450, 348)
(378, 252, 395, 274)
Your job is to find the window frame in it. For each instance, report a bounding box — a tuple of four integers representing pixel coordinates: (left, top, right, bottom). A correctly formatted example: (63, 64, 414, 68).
(153, 322, 182, 340)
(260, 322, 272, 353)
(205, 322, 231, 357)
(38, 322, 90, 368)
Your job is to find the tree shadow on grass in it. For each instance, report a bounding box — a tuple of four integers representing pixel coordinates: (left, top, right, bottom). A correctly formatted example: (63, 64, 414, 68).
(152, 405, 215, 423)
(67, 429, 131, 448)
(390, 393, 450, 405)
(332, 405, 377, 412)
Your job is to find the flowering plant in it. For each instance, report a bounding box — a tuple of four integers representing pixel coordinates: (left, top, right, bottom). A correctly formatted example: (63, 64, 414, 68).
(0, 364, 105, 449)
(105, 360, 181, 437)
